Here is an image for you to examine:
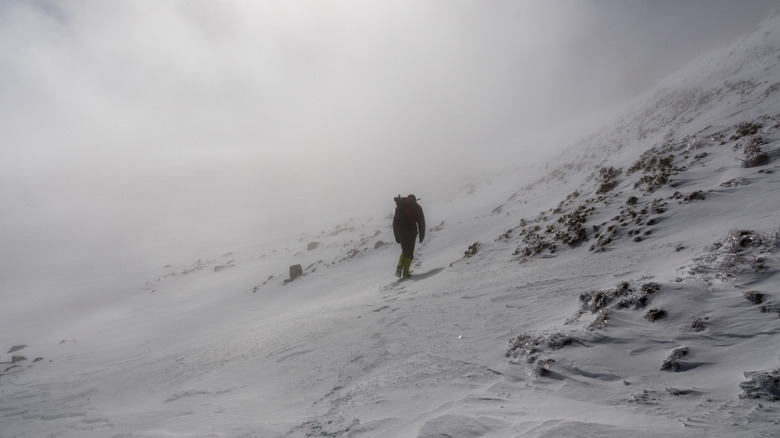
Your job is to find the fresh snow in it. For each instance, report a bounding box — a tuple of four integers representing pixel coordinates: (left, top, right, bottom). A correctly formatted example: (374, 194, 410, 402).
(3, 14, 780, 438)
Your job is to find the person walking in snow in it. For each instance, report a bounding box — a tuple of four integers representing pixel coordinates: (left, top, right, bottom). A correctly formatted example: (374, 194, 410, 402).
(393, 194, 425, 278)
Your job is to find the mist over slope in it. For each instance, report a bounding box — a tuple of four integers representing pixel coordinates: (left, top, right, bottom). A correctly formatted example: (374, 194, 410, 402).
(2, 12, 780, 438)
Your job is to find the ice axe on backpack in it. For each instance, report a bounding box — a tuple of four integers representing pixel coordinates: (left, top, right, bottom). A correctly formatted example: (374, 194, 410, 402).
(395, 194, 421, 202)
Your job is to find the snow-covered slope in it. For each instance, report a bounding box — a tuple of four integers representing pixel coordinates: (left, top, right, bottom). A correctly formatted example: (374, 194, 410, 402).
(2, 14, 780, 438)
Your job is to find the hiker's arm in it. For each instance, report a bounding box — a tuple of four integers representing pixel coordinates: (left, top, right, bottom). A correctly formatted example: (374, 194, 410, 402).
(417, 205, 425, 242)
(393, 213, 401, 243)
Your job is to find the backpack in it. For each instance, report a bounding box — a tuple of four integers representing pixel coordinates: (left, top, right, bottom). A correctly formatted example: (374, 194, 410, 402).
(394, 195, 418, 224)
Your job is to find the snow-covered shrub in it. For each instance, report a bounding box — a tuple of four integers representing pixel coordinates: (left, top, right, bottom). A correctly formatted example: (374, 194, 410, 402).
(579, 289, 616, 313)
(742, 151, 770, 168)
(644, 308, 667, 322)
(691, 317, 708, 332)
(727, 120, 771, 168)
(628, 148, 677, 193)
(534, 358, 556, 377)
(726, 80, 760, 96)
(651, 198, 667, 214)
(730, 121, 762, 140)
(742, 135, 766, 154)
(505, 332, 572, 360)
(739, 369, 780, 401)
(555, 205, 593, 246)
(661, 347, 689, 371)
(463, 242, 480, 258)
(513, 227, 557, 259)
(641, 282, 661, 294)
(689, 229, 777, 280)
(596, 166, 622, 193)
(683, 191, 706, 202)
(505, 334, 534, 359)
(743, 290, 765, 304)
(567, 281, 664, 331)
(589, 310, 611, 330)
(667, 387, 693, 396)
(721, 177, 749, 187)
(505, 333, 570, 377)
(590, 198, 666, 252)
(553, 190, 582, 214)
(512, 201, 597, 260)
(739, 136, 770, 167)
(577, 281, 658, 315)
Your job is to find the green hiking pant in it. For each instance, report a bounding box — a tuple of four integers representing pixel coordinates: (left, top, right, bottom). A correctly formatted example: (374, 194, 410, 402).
(397, 253, 413, 278)
(397, 232, 417, 278)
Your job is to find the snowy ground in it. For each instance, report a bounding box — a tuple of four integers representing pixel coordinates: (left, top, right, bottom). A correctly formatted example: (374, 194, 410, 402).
(2, 13, 780, 438)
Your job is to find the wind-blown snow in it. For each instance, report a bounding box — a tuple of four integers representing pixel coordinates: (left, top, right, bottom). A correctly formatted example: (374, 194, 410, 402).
(2, 13, 780, 438)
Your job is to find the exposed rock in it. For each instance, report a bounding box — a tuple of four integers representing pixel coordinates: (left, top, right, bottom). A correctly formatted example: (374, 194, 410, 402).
(307, 242, 320, 251)
(7, 345, 28, 354)
(286, 264, 303, 283)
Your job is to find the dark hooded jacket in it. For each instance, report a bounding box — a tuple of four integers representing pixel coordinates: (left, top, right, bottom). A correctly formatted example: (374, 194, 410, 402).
(393, 196, 425, 243)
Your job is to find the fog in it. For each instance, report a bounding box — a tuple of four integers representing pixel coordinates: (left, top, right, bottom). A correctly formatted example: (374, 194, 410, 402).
(1, 1, 777, 293)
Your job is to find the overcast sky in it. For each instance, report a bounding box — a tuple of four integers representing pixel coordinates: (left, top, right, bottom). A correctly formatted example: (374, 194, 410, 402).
(1, 0, 778, 277)
(2, 1, 777, 170)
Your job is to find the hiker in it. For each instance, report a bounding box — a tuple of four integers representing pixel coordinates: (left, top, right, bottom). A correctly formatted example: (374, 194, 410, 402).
(393, 194, 425, 278)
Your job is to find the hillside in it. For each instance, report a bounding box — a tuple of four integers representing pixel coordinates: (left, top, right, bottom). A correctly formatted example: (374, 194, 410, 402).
(2, 13, 780, 438)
